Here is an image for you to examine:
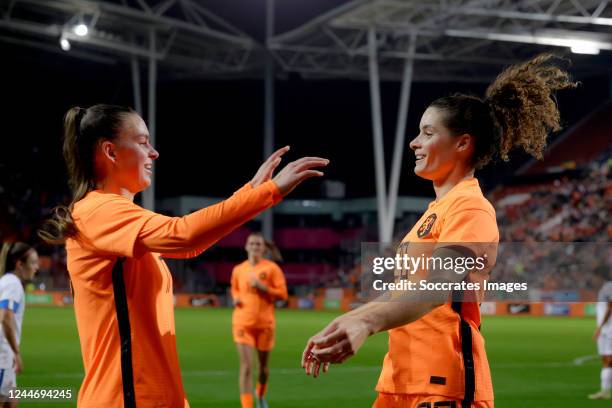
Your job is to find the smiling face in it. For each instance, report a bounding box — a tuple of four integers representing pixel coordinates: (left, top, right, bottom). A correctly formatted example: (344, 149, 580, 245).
(101, 114, 159, 194)
(409, 106, 473, 181)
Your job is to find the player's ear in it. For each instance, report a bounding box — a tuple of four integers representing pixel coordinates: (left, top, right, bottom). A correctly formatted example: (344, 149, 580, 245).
(456, 133, 472, 152)
(100, 140, 117, 163)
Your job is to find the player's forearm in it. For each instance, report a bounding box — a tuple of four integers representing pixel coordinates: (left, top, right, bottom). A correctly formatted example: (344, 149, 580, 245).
(139, 181, 282, 253)
(231, 182, 256, 198)
(160, 250, 201, 259)
(183, 182, 282, 248)
(356, 299, 442, 335)
(158, 184, 260, 259)
(345, 247, 467, 329)
(1, 319, 19, 356)
(341, 290, 395, 319)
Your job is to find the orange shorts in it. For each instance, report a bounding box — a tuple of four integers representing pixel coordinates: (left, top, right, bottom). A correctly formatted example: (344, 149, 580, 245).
(233, 326, 275, 351)
(373, 393, 494, 408)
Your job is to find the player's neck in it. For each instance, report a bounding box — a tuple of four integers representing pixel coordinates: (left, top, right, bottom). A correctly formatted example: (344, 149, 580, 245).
(433, 167, 475, 201)
(248, 256, 261, 266)
(95, 179, 135, 201)
(12, 269, 26, 284)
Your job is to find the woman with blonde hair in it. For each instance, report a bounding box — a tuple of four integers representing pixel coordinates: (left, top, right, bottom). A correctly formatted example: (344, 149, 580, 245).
(231, 232, 287, 408)
(39, 103, 327, 407)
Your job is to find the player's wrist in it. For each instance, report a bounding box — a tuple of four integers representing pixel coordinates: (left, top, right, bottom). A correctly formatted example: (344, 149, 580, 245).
(355, 314, 377, 337)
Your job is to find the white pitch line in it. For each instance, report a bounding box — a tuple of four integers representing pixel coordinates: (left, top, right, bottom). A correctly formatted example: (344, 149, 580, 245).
(24, 357, 601, 380)
(573, 354, 600, 365)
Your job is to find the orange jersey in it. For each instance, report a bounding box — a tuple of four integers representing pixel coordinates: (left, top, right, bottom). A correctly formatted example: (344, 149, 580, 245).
(376, 178, 499, 403)
(66, 181, 281, 408)
(231, 259, 287, 328)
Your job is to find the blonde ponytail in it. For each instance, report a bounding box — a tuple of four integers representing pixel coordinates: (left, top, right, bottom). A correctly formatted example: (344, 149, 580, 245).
(264, 239, 283, 263)
(248, 232, 283, 262)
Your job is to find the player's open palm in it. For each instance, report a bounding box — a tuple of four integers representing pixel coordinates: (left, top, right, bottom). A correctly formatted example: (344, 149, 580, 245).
(273, 155, 329, 196)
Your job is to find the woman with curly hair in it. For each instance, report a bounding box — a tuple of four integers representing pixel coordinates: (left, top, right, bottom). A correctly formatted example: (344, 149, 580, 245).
(302, 54, 577, 408)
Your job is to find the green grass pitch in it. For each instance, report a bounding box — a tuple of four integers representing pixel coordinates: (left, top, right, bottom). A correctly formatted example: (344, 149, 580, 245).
(19, 307, 608, 407)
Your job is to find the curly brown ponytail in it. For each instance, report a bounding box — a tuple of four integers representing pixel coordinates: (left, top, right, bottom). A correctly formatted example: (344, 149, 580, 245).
(485, 53, 578, 162)
(429, 53, 577, 169)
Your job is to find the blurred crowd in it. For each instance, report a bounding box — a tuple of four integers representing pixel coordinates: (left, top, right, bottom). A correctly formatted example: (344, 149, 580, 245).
(493, 151, 611, 243)
(483, 151, 611, 298)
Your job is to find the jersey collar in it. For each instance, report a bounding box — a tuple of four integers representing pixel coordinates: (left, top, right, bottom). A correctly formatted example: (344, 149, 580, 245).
(429, 177, 478, 209)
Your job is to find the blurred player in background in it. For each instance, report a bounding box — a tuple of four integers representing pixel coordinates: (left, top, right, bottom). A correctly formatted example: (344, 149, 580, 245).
(232, 233, 288, 408)
(589, 276, 612, 400)
(0, 242, 39, 407)
(39, 104, 328, 408)
(302, 54, 576, 408)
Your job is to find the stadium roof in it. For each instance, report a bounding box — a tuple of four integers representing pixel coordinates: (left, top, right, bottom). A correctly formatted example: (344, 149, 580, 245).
(269, 0, 612, 82)
(1, 0, 611, 81)
(0, 0, 261, 77)
(2, 0, 610, 240)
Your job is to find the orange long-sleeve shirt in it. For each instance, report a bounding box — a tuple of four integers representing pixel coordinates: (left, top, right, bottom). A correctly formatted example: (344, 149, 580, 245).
(231, 259, 287, 328)
(66, 181, 281, 408)
(376, 178, 498, 402)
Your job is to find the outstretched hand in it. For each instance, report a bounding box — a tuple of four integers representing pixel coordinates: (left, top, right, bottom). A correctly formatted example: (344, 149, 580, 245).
(301, 315, 371, 378)
(250, 146, 290, 188)
(250, 146, 329, 196)
(273, 155, 329, 197)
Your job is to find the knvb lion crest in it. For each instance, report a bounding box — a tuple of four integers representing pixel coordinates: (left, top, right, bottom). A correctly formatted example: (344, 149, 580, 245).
(417, 213, 437, 238)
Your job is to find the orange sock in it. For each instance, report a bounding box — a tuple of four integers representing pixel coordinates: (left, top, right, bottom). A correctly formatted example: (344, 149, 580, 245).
(240, 393, 253, 408)
(256, 382, 268, 399)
